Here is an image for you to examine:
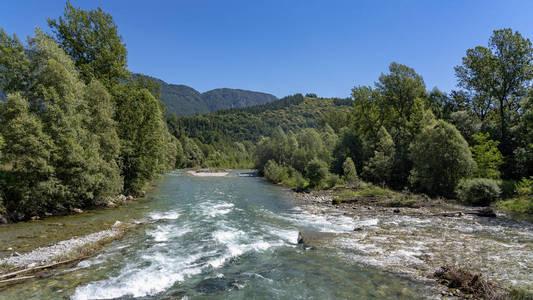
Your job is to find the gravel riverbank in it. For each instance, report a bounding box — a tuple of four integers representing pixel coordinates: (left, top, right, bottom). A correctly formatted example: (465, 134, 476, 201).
(294, 190, 533, 296)
(0, 228, 122, 270)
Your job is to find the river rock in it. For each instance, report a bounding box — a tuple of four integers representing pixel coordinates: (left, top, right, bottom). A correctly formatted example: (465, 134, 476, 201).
(0, 215, 8, 224)
(112, 221, 123, 227)
(71, 208, 84, 214)
(31, 216, 41, 220)
(465, 207, 496, 217)
(126, 195, 134, 201)
(297, 231, 339, 246)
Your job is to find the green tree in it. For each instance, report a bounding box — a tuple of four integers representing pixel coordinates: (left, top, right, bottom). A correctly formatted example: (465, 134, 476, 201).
(342, 157, 358, 184)
(0, 94, 55, 216)
(363, 126, 395, 185)
(409, 120, 475, 196)
(455, 28, 533, 143)
(48, 1, 129, 88)
(28, 29, 120, 207)
(306, 158, 329, 188)
(470, 133, 503, 179)
(113, 83, 173, 194)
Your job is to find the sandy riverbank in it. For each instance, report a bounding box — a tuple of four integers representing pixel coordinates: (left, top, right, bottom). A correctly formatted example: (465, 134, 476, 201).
(187, 170, 229, 177)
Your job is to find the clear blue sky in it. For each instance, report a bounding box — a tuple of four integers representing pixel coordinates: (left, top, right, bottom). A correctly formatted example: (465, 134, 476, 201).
(2, 1, 533, 98)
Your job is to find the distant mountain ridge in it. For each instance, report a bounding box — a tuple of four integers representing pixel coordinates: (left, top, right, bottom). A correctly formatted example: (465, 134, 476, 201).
(143, 75, 278, 116)
(0, 76, 278, 116)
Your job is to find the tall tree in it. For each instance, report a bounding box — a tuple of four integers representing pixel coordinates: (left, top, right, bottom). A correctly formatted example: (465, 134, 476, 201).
(455, 28, 533, 144)
(48, 1, 129, 88)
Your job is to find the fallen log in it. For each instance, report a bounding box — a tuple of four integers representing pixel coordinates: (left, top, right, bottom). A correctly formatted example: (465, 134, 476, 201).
(0, 256, 90, 280)
(0, 275, 36, 285)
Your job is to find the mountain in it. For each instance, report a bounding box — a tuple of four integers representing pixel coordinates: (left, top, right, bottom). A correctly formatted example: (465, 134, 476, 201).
(149, 76, 278, 116)
(1, 76, 278, 116)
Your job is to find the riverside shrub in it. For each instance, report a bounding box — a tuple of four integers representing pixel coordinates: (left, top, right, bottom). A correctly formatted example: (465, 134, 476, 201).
(264, 160, 287, 184)
(456, 178, 501, 206)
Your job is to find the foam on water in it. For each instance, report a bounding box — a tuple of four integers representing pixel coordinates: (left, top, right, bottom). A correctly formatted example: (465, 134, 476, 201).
(148, 224, 191, 242)
(72, 252, 205, 300)
(276, 207, 356, 233)
(200, 201, 235, 217)
(149, 210, 181, 220)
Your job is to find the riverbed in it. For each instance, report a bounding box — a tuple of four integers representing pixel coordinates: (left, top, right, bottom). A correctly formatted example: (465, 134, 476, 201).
(0, 170, 530, 299)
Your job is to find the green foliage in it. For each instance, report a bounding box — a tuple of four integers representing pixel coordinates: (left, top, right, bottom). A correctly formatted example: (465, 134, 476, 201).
(499, 180, 518, 198)
(331, 198, 342, 205)
(306, 158, 329, 188)
(409, 120, 475, 196)
(497, 196, 533, 214)
(170, 94, 349, 145)
(0, 93, 54, 214)
(264, 160, 287, 184)
(342, 157, 357, 184)
(456, 178, 502, 206)
(113, 83, 174, 194)
(47, 2, 129, 88)
(362, 126, 395, 185)
(455, 28, 533, 144)
(0, 6, 179, 218)
(470, 133, 503, 179)
(325, 173, 342, 189)
(353, 186, 392, 197)
(516, 177, 533, 196)
(0, 29, 30, 93)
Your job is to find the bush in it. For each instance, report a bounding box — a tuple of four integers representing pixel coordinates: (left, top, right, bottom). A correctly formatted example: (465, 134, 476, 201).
(516, 177, 533, 196)
(499, 180, 518, 198)
(332, 198, 342, 205)
(409, 120, 475, 197)
(264, 160, 287, 184)
(281, 167, 308, 191)
(497, 196, 533, 214)
(325, 173, 342, 189)
(456, 178, 501, 206)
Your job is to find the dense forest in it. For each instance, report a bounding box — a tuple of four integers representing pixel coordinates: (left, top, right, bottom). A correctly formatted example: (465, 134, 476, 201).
(0, 3, 532, 221)
(0, 3, 180, 220)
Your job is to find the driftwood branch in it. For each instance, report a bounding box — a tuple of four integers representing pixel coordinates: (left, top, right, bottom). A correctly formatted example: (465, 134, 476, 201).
(0, 256, 90, 280)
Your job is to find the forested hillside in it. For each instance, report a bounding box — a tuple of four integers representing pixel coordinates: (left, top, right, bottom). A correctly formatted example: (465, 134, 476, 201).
(141, 75, 278, 116)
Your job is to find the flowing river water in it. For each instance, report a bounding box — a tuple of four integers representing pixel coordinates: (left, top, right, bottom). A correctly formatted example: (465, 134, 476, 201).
(1, 170, 531, 299)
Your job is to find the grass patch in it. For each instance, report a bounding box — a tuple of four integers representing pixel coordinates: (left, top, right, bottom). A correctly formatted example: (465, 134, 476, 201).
(507, 285, 533, 300)
(385, 194, 420, 208)
(333, 185, 393, 200)
(354, 186, 393, 197)
(497, 196, 533, 214)
(333, 189, 358, 198)
(331, 198, 342, 205)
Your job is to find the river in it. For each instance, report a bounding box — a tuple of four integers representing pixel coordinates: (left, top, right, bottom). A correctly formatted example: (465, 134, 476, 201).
(0, 170, 441, 299)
